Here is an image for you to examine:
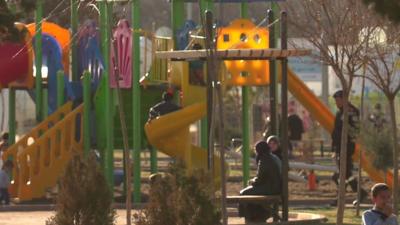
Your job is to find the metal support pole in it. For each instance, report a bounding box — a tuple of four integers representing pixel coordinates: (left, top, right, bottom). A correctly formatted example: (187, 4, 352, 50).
(132, 0, 142, 203)
(99, 0, 114, 190)
(240, 2, 250, 187)
(56, 71, 65, 108)
(42, 88, 48, 119)
(83, 71, 91, 156)
(35, 0, 43, 122)
(207, 0, 214, 12)
(150, 146, 158, 174)
(71, 0, 78, 81)
(267, 9, 278, 136)
(200, 0, 207, 14)
(199, 0, 212, 151)
(171, 0, 184, 46)
(200, 0, 213, 13)
(200, 119, 208, 149)
(8, 88, 15, 145)
(280, 11, 289, 222)
(205, 11, 214, 172)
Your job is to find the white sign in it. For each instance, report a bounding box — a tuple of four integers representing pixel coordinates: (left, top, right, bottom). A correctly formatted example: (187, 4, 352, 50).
(289, 52, 322, 82)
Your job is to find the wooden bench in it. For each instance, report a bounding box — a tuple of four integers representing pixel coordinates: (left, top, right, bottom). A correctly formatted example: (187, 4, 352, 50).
(227, 195, 282, 222)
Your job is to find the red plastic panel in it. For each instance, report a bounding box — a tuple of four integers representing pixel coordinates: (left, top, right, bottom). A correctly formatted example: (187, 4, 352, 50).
(110, 19, 132, 88)
(0, 43, 29, 86)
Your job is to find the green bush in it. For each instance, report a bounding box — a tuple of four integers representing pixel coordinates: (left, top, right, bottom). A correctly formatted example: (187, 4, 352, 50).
(134, 161, 221, 225)
(46, 152, 116, 225)
(360, 123, 393, 172)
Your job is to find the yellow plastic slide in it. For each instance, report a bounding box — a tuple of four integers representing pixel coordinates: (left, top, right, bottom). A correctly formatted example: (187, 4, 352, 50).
(286, 69, 393, 187)
(144, 102, 223, 187)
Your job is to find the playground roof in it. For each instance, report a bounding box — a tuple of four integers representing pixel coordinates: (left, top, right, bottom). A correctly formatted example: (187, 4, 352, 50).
(156, 48, 310, 61)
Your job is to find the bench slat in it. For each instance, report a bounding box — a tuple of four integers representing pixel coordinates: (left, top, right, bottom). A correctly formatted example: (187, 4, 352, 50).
(226, 195, 281, 204)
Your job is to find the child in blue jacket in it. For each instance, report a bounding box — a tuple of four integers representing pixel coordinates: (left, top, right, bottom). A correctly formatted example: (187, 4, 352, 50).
(362, 183, 398, 225)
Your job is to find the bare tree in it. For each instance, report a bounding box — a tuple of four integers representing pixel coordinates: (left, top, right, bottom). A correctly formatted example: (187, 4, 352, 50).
(362, 20, 400, 213)
(283, 0, 376, 224)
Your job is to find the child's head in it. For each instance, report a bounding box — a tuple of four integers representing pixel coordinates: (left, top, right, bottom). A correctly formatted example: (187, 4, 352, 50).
(266, 135, 279, 152)
(255, 141, 270, 156)
(371, 183, 391, 209)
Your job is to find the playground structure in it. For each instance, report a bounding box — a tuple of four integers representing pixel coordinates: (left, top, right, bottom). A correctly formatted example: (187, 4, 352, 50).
(0, 0, 395, 223)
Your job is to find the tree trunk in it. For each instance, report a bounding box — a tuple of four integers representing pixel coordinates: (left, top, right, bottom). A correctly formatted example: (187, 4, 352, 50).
(336, 96, 350, 225)
(388, 98, 398, 214)
(356, 67, 367, 216)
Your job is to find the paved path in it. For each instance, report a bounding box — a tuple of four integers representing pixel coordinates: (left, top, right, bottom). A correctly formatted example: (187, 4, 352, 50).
(0, 209, 246, 225)
(0, 210, 130, 225)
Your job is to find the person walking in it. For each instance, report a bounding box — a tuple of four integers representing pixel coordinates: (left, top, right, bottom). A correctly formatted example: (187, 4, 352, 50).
(331, 90, 367, 206)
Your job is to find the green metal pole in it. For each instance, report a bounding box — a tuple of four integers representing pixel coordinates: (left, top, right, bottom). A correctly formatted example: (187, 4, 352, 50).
(42, 88, 48, 119)
(71, 0, 78, 81)
(200, 0, 213, 13)
(240, 2, 250, 186)
(35, 0, 43, 122)
(171, 0, 184, 45)
(150, 146, 157, 174)
(56, 71, 65, 108)
(83, 71, 91, 157)
(207, 0, 214, 11)
(99, 0, 114, 190)
(8, 88, 16, 145)
(240, 2, 248, 18)
(132, 0, 142, 203)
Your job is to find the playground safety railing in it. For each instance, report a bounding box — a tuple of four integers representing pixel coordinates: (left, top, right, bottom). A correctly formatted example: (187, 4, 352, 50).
(3, 102, 73, 196)
(146, 36, 173, 83)
(3, 103, 83, 201)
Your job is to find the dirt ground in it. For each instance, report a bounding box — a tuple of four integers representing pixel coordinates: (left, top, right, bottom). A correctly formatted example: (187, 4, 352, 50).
(130, 152, 375, 205)
(0, 153, 374, 225)
(0, 210, 133, 225)
(0, 210, 252, 225)
(0, 178, 370, 225)
(227, 178, 373, 202)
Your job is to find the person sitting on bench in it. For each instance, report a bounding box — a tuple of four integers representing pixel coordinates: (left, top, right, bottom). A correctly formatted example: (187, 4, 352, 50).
(239, 140, 282, 222)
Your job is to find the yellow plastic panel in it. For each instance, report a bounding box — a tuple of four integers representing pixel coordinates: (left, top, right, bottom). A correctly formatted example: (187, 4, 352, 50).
(172, 61, 207, 107)
(146, 36, 174, 84)
(217, 19, 269, 86)
(2, 102, 83, 201)
(19, 105, 83, 200)
(145, 103, 225, 187)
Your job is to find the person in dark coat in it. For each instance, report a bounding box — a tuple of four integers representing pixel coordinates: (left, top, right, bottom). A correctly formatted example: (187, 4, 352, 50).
(287, 105, 304, 157)
(331, 90, 367, 206)
(148, 91, 181, 121)
(239, 141, 282, 222)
